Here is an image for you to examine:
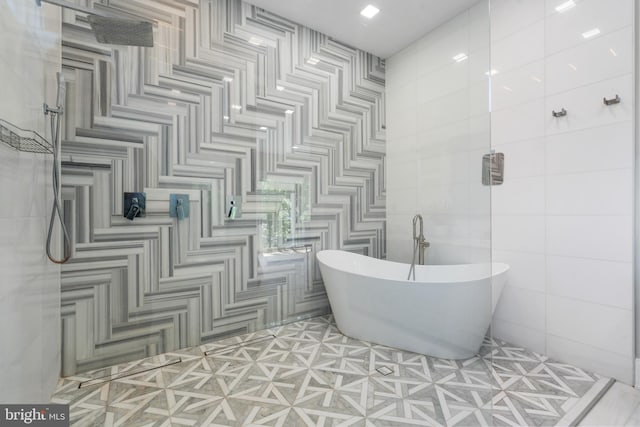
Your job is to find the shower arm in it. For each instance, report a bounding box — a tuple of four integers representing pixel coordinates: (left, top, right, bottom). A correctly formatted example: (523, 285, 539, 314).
(36, 0, 152, 22)
(36, 0, 113, 18)
(36, 0, 155, 47)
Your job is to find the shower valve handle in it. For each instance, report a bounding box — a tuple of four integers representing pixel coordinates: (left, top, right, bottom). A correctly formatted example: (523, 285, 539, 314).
(126, 198, 141, 220)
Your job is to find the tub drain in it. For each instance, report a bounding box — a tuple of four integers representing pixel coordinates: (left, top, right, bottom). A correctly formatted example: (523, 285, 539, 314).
(376, 366, 394, 376)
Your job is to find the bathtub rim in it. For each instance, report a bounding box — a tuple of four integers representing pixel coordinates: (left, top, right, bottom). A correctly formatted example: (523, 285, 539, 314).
(316, 249, 509, 285)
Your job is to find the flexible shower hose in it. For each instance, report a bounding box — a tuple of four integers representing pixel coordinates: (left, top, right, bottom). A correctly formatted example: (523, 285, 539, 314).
(407, 238, 418, 281)
(46, 109, 72, 264)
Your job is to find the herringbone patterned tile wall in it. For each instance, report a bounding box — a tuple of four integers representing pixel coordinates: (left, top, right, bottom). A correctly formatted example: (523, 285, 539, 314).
(58, 0, 386, 376)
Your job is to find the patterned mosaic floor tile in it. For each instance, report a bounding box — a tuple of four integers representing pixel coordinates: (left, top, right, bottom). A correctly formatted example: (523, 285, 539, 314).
(52, 315, 611, 427)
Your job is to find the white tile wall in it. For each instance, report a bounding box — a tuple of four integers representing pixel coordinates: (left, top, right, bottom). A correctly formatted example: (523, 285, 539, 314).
(546, 334, 634, 384)
(544, 26, 633, 95)
(547, 295, 633, 356)
(386, 5, 491, 266)
(388, 0, 635, 385)
(415, 12, 470, 75)
(494, 286, 546, 331)
(544, 0, 634, 54)
(491, 98, 545, 145)
(547, 256, 633, 310)
(493, 138, 545, 178)
(418, 61, 469, 102)
(493, 21, 545, 73)
(492, 215, 545, 253)
(493, 319, 546, 354)
(418, 88, 472, 130)
(546, 170, 633, 215)
(546, 215, 633, 262)
(491, 0, 545, 42)
(545, 121, 633, 174)
(0, 0, 61, 403)
(492, 176, 545, 215)
(491, 60, 545, 111)
(492, 250, 546, 292)
(490, 0, 635, 384)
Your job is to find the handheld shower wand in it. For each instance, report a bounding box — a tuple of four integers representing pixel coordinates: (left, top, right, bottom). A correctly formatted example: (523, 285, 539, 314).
(407, 214, 429, 280)
(45, 72, 72, 264)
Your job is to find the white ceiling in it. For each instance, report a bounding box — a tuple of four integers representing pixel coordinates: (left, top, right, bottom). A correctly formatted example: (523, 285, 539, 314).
(245, 0, 480, 58)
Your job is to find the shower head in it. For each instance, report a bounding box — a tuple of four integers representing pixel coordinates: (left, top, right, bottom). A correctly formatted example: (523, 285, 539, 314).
(86, 15, 153, 47)
(36, 0, 154, 47)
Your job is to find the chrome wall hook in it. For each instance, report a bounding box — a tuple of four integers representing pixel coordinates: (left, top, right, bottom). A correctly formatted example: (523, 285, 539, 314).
(552, 108, 567, 118)
(603, 95, 621, 105)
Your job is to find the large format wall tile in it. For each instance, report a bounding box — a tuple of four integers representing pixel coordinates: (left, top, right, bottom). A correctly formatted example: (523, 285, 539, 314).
(544, 0, 633, 55)
(487, 0, 634, 384)
(57, 0, 386, 375)
(491, 60, 544, 112)
(544, 26, 633, 96)
(387, 6, 491, 270)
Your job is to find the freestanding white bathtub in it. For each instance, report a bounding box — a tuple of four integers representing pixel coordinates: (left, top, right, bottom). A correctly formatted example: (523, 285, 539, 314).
(316, 250, 509, 360)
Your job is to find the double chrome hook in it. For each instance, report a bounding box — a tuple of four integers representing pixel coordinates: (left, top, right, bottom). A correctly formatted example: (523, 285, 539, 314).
(603, 94, 621, 105)
(552, 94, 621, 118)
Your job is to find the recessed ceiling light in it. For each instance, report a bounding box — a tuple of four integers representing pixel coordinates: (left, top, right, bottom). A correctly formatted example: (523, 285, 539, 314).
(249, 36, 263, 46)
(223, 115, 229, 120)
(582, 28, 600, 39)
(307, 57, 319, 65)
(276, 85, 284, 91)
(452, 53, 468, 62)
(555, 0, 576, 13)
(285, 109, 294, 115)
(223, 77, 233, 82)
(485, 69, 499, 76)
(360, 5, 380, 19)
(260, 126, 267, 130)
(231, 104, 242, 110)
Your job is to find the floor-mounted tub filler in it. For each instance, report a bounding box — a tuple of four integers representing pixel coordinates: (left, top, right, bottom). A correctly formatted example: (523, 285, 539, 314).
(316, 250, 509, 359)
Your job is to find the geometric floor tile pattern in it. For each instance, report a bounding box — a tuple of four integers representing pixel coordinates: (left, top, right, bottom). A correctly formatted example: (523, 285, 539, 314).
(51, 316, 612, 426)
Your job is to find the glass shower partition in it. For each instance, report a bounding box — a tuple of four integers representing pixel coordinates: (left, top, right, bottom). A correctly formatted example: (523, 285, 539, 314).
(385, 0, 494, 423)
(57, 0, 386, 383)
(55, 2, 493, 424)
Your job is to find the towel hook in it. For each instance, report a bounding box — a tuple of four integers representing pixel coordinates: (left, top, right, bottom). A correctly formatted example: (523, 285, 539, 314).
(552, 108, 567, 118)
(603, 94, 621, 105)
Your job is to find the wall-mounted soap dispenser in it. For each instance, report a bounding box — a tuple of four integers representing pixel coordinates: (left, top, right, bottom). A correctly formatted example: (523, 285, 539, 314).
(124, 192, 146, 220)
(226, 195, 242, 219)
